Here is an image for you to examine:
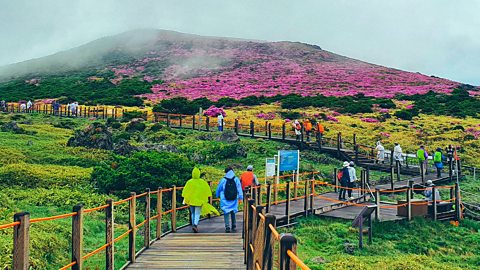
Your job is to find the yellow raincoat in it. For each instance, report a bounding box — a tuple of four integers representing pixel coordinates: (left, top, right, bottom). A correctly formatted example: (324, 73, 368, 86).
(182, 168, 219, 216)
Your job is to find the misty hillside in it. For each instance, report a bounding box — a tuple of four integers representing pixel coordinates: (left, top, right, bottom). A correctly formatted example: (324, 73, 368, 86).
(0, 29, 474, 105)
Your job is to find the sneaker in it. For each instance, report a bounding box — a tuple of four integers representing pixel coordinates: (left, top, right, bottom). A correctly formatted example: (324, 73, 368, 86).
(232, 226, 237, 232)
(349, 197, 355, 200)
(192, 225, 198, 233)
(225, 227, 231, 233)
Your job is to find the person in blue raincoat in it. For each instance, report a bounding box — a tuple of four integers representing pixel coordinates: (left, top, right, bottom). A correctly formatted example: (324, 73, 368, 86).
(216, 167, 243, 233)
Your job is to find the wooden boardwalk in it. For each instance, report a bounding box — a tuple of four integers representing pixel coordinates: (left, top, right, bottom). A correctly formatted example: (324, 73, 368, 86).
(127, 213, 244, 270)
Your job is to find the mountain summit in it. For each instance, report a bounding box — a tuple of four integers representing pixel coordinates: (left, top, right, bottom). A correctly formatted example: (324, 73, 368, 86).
(0, 29, 467, 103)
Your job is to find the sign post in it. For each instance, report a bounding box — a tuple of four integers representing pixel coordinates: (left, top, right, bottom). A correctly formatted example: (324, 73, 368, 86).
(265, 158, 276, 185)
(277, 150, 300, 185)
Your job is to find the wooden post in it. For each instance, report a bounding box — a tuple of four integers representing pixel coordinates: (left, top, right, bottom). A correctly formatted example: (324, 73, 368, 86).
(279, 234, 297, 270)
(432, 186, 437, 221)
(366, 167, 370, 185)
(336, 133, 341, 157)
(257, 186, 262, 206)
(156, 188, 163, 239)
(358, 215, 364, 249)
(266, 183, 272, 213)
(282, 123, 286, 141)
(354, 145, 359, 164)
(405, 151, 409, 168)
(129, 193, 136, 263)
(396, 160, 401, 181)
(333, 168, 338, 192)
(360, 170, 365, 196)
(105, 199, 114, 270)
(286, 181, 291, 225)
(265, 121, 268, 136)
(268, 123, 272, 139)
(192, 115, 196, 130)
(246, 199, 255, 266)
(166, 114, 171, 127)
(406, 185, 412, 221)
(310, 180, 315, 215)
(353, 133, 357, 146)
(144, 188, 151, 248)
(293, 179, 298, 201)
(250, 120, 255, 138)
(13, 212, 30, 270)
(390, 166, 394, 190)
(179, 115, 183, 127)
(171, 186, 177, 232)
(234, 119, 238, 134)
(303, 179, 309, 216)
(450, 186, 454, 202)
(375, 189, 380, 221)
(262, 214, 276, 269)
(454, 183, 461, 221)
(206, 116, 210, 131)
(390, 149, 394, 166)
(72, 204, 83, 270)
(420, 162, 425, 184)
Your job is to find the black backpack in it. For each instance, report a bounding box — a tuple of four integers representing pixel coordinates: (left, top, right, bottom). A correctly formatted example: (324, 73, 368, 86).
(224, 177, 238, 201)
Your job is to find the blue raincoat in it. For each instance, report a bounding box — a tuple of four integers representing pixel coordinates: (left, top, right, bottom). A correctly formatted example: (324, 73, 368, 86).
(215, 170, 244, 213)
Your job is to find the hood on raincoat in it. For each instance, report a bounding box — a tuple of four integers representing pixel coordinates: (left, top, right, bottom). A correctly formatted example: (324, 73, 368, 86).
(182, 168, 219, 216)
(225, 169, 235, 179)
(376, 141, 382, 146)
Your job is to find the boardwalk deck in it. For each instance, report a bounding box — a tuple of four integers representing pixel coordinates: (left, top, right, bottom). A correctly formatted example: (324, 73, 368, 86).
(320, 202, 404, 221)
(126, 213, 244, 270)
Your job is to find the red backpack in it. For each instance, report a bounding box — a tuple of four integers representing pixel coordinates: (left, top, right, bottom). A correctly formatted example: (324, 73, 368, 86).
(337, 170, 343, 181)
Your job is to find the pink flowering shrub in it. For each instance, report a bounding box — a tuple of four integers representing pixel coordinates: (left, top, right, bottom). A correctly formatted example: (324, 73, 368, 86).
(326, 115, 339, 122)
(203, 106, 226, 117)
(361, 118, 380, 123)
(465, 128, 480, 139)
(379, 132, 391, 137)
(256, 112, 276, 120)
(379, 109, 390, 113)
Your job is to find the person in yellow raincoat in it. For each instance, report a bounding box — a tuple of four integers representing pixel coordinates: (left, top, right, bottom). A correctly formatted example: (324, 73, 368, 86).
(182, 167, 219, 232)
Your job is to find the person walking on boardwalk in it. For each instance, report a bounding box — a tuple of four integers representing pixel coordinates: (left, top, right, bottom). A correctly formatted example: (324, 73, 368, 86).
(424, 180, 441, 201)
(433, 148, 444, 178)
(417, 145, 428, 176)
(338, 161, 350, 201)
(182, 167, 219, 233)
(240, 165, 259, 191)
(375, 141, 385, 164)
(217, 113, 224, 131)
(393, 143, 403, 166)
(446, 145, 454, 173)
(315, 121, 325, 143)
(216, 167, 243, 233)
(293, 120, 302, 141)
(303, 119, 313, 142)
(347, 161, 357, 199)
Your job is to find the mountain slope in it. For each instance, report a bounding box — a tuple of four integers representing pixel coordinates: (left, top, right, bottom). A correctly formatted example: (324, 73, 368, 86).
(0, 29, 474, 104)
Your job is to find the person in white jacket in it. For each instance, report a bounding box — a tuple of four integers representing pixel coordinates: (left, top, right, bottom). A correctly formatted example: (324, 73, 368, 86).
(393, 143, 403, 167)
(347, 161, 357, 199)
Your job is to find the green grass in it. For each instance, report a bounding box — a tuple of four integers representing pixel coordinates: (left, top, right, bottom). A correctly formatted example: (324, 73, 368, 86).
(283, 217, 480, 270)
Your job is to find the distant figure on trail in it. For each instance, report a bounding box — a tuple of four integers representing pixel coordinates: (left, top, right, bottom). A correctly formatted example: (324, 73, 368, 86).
(182, 167, 219, 233)
(375, 141, 385, 164)
(433, 148, 444, 178)
(70, 102, 77, 116)
(0, 100, 6, 111)
(315, 121, 325, 143)
(303, 119, 312, 142)
(217, 114, 224, 131)
(446, 145, 454, 172)
(27, 100, 32, 112)
(293, 120, 302, 141)
(424, 180, 441, 201)
(240, 165, 259, 191)
(347, 161, 357, 199)
(338, 161, 350, 201)
(53, 101, 60, 116)
(20, 102, 26, 112)
(393, 143, 403, 165)
(216, 167, 243, 233)
(417, 145, 429, 176)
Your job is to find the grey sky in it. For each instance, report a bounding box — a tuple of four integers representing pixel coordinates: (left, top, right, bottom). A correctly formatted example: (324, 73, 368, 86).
(0, 0, 479, 85)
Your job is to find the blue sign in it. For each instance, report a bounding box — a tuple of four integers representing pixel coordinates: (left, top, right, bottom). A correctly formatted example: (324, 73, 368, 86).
(278, 150, 299, 172)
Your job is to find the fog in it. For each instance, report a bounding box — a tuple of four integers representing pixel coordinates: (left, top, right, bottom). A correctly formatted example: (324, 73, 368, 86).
(0, 0, 479, 85)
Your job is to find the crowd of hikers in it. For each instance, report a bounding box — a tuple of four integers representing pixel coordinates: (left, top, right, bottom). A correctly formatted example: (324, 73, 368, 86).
(0, 100, 80, 115)
(182, 165, 259, 233)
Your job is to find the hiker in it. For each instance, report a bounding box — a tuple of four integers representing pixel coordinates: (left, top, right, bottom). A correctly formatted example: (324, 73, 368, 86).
(446, 145, 454, 173)
(424, 180, 441, 201)
(338, 161, 350, 201)
(434, 148, 444, 178)
(393, 143, 403, 166)
(240, 165, 259, 191)
(0, 100, 6, 112)
(26, 100, 32, 112)
(20, 102, 26, 112)
(53, 101, 60, 116)
(375, 141, 385, 164)
(293, 120, 302, 141)
(216, 167, 243, 232)
(182, 167, 219, 233)
(217, 113, 224, 132)
(417, 145, 428, 176)
(303, 119, 312, 142)
(315, 121, 325, 143)
(70, 102, 77, 116)
(347, 161, 357, 199)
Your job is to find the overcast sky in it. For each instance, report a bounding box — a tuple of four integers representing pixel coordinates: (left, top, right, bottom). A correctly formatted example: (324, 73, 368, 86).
(0, 0, 479, 85)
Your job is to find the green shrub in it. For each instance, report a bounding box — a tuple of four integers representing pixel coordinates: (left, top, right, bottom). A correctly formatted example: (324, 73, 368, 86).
(91, 151, 194, 196)
(122, 111, 145, 121)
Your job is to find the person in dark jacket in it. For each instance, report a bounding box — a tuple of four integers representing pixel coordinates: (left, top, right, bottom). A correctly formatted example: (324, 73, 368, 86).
(338, 161, 350, 201)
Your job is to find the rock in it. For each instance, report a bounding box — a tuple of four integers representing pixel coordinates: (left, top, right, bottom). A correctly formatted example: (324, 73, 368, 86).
(139, 143, 179, 153)
(67, 122, 113, 150)
(343, 241, 355, 254)
(217, 130, 240, 143)
(113, 139, 138, 156)
(311, 257, 327, 264)
(126, 118, 146, 132)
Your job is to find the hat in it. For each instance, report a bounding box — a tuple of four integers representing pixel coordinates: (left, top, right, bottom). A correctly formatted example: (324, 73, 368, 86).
(349, 161, 355, 166)
(342, 161, 349, 167)
(247, 165, 253, 171)
(426, 180, 433, 186)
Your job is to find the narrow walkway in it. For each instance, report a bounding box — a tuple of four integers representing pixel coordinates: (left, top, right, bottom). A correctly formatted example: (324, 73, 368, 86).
(126, 214, 244, 270)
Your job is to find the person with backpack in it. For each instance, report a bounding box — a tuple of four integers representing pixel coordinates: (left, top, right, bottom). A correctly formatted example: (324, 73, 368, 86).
(293, 120, 302, 141)
(433, 148, 444, 178)
(216, 167, 243, 232)
(182, 167, 219, 233)
(303, 119, 313, 142)
(240, 165, 259, 191)
(315, 121, 325, 144)
(338, 161, 350, 201)
(417, 145, 428, 176)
